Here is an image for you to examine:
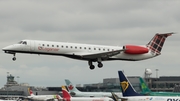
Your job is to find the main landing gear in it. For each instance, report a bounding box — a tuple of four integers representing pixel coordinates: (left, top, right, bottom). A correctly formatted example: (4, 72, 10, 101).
(88, 61, 103, 70)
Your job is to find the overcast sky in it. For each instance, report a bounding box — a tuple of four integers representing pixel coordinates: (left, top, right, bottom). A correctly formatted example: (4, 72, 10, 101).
(0, 0, 179, 88)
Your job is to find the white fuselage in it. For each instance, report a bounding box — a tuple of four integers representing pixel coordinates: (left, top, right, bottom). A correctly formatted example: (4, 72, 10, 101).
(64, 97, 114, 101)
(3, 40, 155, 61)
(27, 95, 57, 101)
(123, 96, 180, 101)
(71, 91, 122, 98)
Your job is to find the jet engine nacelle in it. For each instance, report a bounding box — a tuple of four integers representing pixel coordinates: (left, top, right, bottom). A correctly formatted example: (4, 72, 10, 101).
(123, 45, 149, 54)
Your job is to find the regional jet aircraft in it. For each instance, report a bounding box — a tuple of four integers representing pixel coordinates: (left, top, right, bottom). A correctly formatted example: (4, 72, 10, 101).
(2, 33, 173, 70)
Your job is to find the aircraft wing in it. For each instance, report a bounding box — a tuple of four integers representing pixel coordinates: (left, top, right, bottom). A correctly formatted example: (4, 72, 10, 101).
(81, 49, 125, 60)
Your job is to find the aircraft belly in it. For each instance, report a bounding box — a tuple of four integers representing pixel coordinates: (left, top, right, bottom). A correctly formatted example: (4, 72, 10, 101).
(113, 52, 155, 61)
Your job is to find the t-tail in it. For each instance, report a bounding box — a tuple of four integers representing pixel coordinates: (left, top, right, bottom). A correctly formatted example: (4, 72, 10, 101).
(147, 32, 174, 55)
(118, 71, 142, 97)
(139, 77, 152, 95)
(62, 85, 71, 101)
(65, 79, 80, 92)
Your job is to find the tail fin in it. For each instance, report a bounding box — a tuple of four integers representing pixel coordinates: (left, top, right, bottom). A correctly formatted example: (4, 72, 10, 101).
(65, 79, 80, 92)
(147, 32, 174, 55)
(118, 71, 142, 97)
(28, 88, 35, 96)
(61, 85, 71, 99)
(139, 77, 152, 94)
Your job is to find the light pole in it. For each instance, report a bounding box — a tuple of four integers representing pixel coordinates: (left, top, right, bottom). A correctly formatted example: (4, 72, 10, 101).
(6, 72, 9, 98)
(17, 76, 19, 85)
(156, 69, 159, 78)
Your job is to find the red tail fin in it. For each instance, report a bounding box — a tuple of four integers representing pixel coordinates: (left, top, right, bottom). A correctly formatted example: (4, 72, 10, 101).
(147, 32, 174, 55)
(28, 88, 34, 96)
(62, 86, 71, 100)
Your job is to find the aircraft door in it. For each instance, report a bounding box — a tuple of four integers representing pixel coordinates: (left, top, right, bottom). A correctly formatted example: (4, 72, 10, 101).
(30, 41, 35, 51)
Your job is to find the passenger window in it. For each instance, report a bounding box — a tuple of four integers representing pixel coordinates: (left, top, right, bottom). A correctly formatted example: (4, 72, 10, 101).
(75, 46, 77, 49)
(89, 47, 91, 50)
(84, 47, 86, 49)
(108, 49, 110, 51)
(70, 46, 73, 48)
(94, 48, 96, 50)
(52, 45, 54, 47)
(80, 47, 82, 49)
(66, 46, 68, 48)
(99, 48, 101, 51)
(47, 44, 49, 47)
(57, 45, 59, 47)
(103, 49, 105, 51)
(61, 45, 63, 48)
(42, 44, 45, 46)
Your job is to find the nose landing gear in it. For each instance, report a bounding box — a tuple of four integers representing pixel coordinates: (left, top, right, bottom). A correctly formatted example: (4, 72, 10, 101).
(12, 53, 16, 61)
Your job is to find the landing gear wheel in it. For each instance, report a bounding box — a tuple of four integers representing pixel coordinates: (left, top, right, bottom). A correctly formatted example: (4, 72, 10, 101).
(12, 57, 16, 61)
(89, 65, 95, 70)
(97, 62, 103, 68)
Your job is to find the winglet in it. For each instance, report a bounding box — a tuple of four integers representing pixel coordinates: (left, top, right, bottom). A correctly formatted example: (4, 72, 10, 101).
(61, 85, 71, 99)
(118, 71, 142, 97)
(111, 92, 119, 101)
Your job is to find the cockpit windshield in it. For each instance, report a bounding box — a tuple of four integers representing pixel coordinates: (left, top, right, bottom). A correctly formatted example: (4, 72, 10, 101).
(18, 41, 23, 44)
(18, 41, 27, 45)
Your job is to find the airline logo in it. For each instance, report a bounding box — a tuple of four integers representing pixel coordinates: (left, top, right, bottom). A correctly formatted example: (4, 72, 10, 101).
(38, 46, 59, 52)
(167, 99, 180, 101)
(68, 85, 74, 90)
(141, 83, 147, 89)
(120, 81, 129, 92)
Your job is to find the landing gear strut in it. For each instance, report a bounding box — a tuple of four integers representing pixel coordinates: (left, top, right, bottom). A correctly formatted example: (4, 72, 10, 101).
(12, 53, 16, 61)
(88, 61, 95, 70)
(88, 60, 103, 70)
(97, 62, 103, 68)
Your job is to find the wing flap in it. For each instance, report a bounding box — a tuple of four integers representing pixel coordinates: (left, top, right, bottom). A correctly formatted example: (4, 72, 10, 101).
(81, 49, 125, 59)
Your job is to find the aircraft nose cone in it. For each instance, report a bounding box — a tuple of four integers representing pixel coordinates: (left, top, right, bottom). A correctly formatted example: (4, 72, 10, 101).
(2, 45, 14, 51)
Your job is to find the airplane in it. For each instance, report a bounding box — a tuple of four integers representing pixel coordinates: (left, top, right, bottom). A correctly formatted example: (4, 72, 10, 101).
(139, 77, 180, 96)
(27, 88, 61, 101)
(65, 79, 122, 97)
(118, 70, 180, 101)
(2, 32, 173, 70)
(61, 85, 114, 101)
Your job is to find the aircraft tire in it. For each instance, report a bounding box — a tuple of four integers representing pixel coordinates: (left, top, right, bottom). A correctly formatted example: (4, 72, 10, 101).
(98, 62, 103, 68)
(12, 57, 16, 61)
(90, 65, 95, 70)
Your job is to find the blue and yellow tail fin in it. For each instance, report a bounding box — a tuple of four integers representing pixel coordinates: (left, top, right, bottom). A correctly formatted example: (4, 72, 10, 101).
(118, 71, 142, 97)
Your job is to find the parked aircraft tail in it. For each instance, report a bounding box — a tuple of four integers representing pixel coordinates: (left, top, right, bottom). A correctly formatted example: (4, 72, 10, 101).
(27, 88, 35, 96)
(118, 71, 142, 97)
(147, 32, 174, 55)
(62, 85, 71, 100)
(65, 79, 81, 92)
(139, 77, 152, 94)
